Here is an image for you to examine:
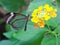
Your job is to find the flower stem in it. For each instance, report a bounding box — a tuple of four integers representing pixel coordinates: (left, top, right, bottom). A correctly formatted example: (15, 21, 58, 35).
(55, 34, 58, 45)
(45, 21, 51, 31)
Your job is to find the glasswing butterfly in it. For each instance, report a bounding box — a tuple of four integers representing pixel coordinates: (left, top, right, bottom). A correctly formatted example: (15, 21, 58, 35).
(4, 12, 29, 31)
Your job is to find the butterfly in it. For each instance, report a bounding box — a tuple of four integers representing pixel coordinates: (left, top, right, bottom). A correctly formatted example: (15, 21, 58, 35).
(4, 12, 29, 31)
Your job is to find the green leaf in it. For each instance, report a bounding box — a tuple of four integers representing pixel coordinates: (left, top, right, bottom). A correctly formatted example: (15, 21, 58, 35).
(3, 31, 17, 39)
(0, 0, 25, 12)
(54, 24, 60, 33)
(46, 18, 58, 28)
(4, 21, 48, 45)
(0, 40, 24, 45)
(0, 40, 13, 45)
(21, 10, 28, 15)
(41, 34, 60, 45)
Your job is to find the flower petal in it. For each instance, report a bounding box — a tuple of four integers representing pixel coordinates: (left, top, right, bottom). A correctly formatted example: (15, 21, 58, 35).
(34, 23, 39, 29)
(32, 9, 38, 17)
(44, 15, 51, 21)
(38, 6, 43, 11)
(50, 13, 57, 18)
(38, 21, 45, 28)
(31, 17, 40, 23)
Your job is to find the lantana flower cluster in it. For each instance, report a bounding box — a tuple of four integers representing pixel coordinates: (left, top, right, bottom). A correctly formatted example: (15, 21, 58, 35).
(31, 4, 57, 28)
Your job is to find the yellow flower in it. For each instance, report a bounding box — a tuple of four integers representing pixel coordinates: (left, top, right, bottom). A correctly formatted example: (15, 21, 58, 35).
(38, 6, 43, 11)
(38, 21, 45, 28)
(44, 4, 53, 12)
(44, 4, 49, 9)
(43, 15, 51, 21)
(31, 9, 38, 17)
(31, 4, 57, 28)
(31, 17, 40, 23)
(50, 12, 57, 18)
(50, 9, 57, 18)
(34, 21, 45, 28)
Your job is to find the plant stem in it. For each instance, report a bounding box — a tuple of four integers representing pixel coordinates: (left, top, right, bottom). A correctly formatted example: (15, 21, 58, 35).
(55, 34, 58, 45)
(45, 21, 52, 33)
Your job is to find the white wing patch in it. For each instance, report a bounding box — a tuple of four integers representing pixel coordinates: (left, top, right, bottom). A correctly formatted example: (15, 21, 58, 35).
(6, 12, 14, 23)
